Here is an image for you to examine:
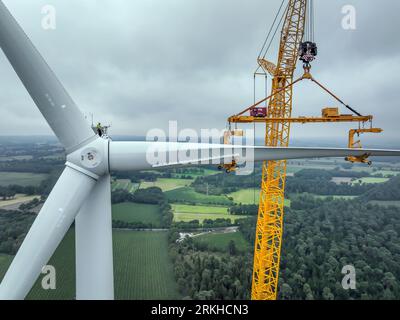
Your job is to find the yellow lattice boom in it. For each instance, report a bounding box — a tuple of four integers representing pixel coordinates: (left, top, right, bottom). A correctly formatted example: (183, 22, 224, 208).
(251, 0, 307, 300)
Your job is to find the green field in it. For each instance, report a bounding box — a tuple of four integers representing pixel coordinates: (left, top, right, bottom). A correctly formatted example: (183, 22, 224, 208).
(371, 170, 400, 177)
(193, 231, 250, 252)
(0, 172, 48, 187)
(171, 203, 247, 223)
(312, 194, 358, 200)
(286, 166, 306, 174)
(228, 189, 291, 207)
(351, 177, 389, 185)
(165, 187, 233, 205)
(173, 212, 248, 223)
(112, 179, 138, 193)
(0, 230, 180, 300)
(139, 178, 193, 192)
(0, 254, 13, 281)
(113, 231, 180, 300)
(173, 168, 219, 178)
(172, 204, 248, 223)
(172, 204, 229, 215)
(113, 202, 161, 226)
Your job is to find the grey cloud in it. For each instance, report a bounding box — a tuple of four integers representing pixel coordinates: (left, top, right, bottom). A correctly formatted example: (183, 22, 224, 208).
(0, 0, 399, 146)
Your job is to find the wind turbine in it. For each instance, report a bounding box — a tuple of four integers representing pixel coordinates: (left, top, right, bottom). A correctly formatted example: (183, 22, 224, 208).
(0, 1, 399, 300)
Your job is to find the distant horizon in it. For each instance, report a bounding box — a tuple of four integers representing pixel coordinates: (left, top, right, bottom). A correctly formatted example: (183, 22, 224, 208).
(0, 134, 399, 149)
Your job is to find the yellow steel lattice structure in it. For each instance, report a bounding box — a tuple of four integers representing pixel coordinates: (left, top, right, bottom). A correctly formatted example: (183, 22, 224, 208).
(251, 0, 307, 300)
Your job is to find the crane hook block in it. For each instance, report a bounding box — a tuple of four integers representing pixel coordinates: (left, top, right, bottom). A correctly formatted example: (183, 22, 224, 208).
(299, 41, 318, 64)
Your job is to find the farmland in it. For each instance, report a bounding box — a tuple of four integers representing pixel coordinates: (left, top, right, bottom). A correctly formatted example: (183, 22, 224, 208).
(0, 230, 180, 300)
(193, 231, 250, 252)
(139, 178, 192, 192)
(113, 231, 180, 300)
(172, 203, 247, 223)
(351, 177, 389, 185)
(112, 179, 138, 193)
(112, 202, 161, 226)
(172, 204, 229, 215)
(165, 187, 233, 205)
(228, 189, 291, 207)
(0, 172, 48, 187)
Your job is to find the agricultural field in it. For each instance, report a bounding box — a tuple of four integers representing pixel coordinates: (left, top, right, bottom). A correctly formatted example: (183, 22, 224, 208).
(351, 177, 389, 185)
(172, 204, 247, 223)
(0, 155, 33, 161)
(113, 231, 180, 300)
(312, 194, 358, 200)
(371, 170, 400, 177)
(112, 202, 161, 227)
(173, 168, 219, 178)
(0, 230, 180, 300)
(0, 254, 13, 281)
(139, 178, 192, 192)
(331, 177, 353, 184)
(112, 179, 138, 193)
(228, 189, 291, 207)
(173, 212, 248, 223)
(165, 187, 233, 205)
(172, 204, 229, 215)
(0, 172, 48, 187)
(27, 230, 76, 300)
(193, 231, 250, 252)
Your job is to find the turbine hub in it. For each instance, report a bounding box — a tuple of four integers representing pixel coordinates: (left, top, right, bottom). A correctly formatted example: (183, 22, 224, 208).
(66, 138, 109, 179)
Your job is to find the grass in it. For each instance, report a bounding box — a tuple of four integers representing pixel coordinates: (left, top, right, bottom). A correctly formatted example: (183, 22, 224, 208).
(312, 195, 358, 200)
(228, 189, 291, 207)
(1, 230, 180, 300)
(173, 169, 219, 178)
(193, 231, 250, 252)
(172, 204, 229, 214)
(165, 187, 233, 205)
(112, 202, 161, 227)
(172, 203, 247, 223)
(351, 177, 389, 185)
(371, 170, 400, 177)
(0, 254, 13, 281)
(173, 212, 248, 223)
(112, 179, 138, 193)
(139, 178, 193, 192)
(0, 172, 48, 187)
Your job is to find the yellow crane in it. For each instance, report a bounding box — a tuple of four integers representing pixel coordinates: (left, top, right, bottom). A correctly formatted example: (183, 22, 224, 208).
(224, 0, 382, 300)
(251, 0, 308, 300)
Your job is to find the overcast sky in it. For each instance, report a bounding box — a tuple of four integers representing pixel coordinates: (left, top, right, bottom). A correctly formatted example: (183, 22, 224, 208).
(0, 0, 399, 147)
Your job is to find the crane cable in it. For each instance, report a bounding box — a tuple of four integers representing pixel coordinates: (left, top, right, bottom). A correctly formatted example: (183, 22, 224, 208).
(304, 0, 315, 42)
(258, 0, 288, 60)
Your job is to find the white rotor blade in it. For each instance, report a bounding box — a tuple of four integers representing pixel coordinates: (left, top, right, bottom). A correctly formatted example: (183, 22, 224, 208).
(109, 141, 400, 171)
(252, 147, 400, 161)
(0, 1, 95, 151)
(0, 166, 97, 300)
(75, 174, 114, 300)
